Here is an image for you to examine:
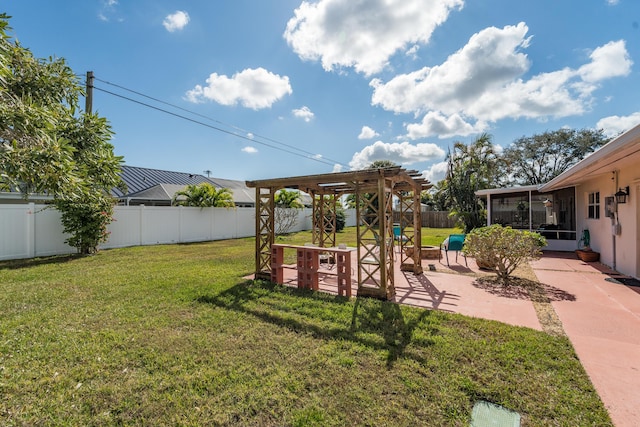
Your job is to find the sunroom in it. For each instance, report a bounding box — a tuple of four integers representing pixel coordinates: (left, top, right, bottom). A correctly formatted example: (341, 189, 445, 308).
(476, 185, 578, 251)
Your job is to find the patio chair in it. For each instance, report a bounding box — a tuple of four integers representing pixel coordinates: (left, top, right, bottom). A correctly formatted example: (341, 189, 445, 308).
(441, 234, 467, 267)
(392, 224, 408, 242)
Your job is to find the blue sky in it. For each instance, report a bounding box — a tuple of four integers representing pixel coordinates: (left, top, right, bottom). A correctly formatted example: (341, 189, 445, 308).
(5, 0, 640, 182)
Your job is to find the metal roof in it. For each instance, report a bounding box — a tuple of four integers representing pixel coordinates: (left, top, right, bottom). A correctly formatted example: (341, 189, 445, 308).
(115, 166, 255, 205)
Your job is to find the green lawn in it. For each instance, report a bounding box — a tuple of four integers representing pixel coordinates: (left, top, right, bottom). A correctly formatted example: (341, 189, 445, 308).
(0, 228, 611, 426)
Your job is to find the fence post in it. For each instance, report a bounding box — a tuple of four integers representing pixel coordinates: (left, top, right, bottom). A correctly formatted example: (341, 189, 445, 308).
(139, 205, 144, 246)
(26, 203, 36, 258)
(178, 205, 183, 243)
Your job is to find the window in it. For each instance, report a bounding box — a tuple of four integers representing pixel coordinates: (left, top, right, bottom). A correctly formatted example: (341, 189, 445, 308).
(588, 192, 600, 219)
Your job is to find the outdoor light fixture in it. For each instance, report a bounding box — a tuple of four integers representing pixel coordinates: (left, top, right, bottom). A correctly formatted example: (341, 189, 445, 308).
(615, 186, 629, 204)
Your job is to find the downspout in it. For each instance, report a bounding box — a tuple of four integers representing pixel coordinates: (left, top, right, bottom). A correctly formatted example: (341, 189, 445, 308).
(613, 171, 618, 271)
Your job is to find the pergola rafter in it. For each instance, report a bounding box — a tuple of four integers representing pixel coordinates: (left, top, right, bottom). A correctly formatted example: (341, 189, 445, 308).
(246, 167, 431, 300)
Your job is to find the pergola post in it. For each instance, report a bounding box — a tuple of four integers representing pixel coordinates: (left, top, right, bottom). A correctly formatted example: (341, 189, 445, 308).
(396, 189, 423, 274)
(356, 173, 395, 299)
(254, 186, 275, 280)
(312, 193, 337, 247)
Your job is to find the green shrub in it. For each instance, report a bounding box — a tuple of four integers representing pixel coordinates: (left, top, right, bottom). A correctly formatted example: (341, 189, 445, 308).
(55, 193, 115, 255)
(463, 224, 546, 281)
(335, 206, 346, 232)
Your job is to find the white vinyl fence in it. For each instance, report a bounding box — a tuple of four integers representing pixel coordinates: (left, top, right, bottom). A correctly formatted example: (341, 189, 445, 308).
(0, 204, 357, 261)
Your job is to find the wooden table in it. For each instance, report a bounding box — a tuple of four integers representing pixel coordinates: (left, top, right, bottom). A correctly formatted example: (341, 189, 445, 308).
(271, 244, 355, 297)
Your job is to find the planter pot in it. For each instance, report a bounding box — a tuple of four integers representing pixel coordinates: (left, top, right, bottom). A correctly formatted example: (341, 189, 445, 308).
(575, 249, 600, 262)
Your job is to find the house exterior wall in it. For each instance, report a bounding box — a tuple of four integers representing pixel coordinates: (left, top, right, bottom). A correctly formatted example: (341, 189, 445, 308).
(575, 168, 639, 278)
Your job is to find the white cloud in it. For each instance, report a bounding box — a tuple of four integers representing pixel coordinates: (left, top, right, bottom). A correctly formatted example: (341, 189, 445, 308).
(242, 146, 258, 154)
(99, 0, 120, 22)
(247, 132, 254, 139)
(606, 0, 619, 5)
(422, 161, 448, 183)
(371, 23, 632, 137)
(348, 140, 445, 170)
(163, 11, 190, 32)
(370, 23, 532, 114)
(406, 44, 420, 60)
(406, 111, 487, 139)
(284, 0, 464, 76)
(293, 106, 315, 122)
(577, 40, 632, 83)
(358, 126, 379, 140)
(186, 68, 293, 110)
(597, 112, 640, 137)
(332, 164, 343, 173)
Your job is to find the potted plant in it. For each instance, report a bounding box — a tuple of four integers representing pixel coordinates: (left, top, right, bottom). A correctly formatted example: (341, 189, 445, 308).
(575, 229, 599, 262)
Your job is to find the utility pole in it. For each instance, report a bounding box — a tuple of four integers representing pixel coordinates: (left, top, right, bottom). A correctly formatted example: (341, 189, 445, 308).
(85, 71, 94, 114)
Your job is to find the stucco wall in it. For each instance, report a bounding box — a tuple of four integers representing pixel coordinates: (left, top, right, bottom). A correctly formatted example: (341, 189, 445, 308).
(576, 168, 638, 278)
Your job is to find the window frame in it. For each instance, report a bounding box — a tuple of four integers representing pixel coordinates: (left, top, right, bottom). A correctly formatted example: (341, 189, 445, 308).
(587, 191, 600, 219)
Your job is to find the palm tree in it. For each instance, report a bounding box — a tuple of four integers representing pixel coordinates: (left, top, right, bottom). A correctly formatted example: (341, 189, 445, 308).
(173, 183, 235, 208)
(275, 189, 304, 208)
(445, 133, 503, 232)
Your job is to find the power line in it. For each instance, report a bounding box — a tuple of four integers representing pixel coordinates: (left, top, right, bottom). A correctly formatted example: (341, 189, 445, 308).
(91, 76, 350, 169)
(93, 85, 340, 168)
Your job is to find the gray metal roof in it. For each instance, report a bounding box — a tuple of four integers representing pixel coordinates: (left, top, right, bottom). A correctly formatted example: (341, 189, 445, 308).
(115, 166, 255, 205)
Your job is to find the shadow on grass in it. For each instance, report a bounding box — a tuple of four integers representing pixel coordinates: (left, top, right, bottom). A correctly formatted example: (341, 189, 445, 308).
(0, 253, 85, 270)
(472, 276, 576, 302)
(197, 280, 435, 368)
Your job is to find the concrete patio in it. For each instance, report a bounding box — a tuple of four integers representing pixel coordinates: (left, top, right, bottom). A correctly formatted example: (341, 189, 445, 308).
(274, 249, 640, 427)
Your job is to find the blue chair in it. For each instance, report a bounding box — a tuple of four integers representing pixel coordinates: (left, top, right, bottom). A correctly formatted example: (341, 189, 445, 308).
(392, 223, 408, 242)
(441, 234, 467, 266)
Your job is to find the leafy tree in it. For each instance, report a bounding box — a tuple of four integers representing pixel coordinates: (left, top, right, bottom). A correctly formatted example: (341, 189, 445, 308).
(0, 15, 124, 254)
(344, 160, 399, 210)
(463, 225, 546, 282)
(502, 128, 609, 185)
(173, 183, 235, 208)
(335, 205, 346, 232)
(367, 159, 398, 169)
(344, 193, 358, 209)
(445, 134, 505, 233)
(273, 189, 304, 235)
(421, 181, 450, 211)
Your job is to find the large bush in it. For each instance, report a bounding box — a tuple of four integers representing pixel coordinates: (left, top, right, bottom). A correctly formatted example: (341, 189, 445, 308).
(56, 192, 115, 254)
(463, 225, 546, 281)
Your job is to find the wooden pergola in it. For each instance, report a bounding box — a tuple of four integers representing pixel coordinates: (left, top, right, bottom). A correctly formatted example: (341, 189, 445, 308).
(246, 167, 432, 300)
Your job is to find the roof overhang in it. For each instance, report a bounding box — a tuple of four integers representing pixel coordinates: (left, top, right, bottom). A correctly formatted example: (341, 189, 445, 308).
(539, 123, 640, 192)
(475, 185, 540, 197)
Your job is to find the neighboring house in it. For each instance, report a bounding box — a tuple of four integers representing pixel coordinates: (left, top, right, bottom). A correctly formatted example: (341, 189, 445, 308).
(0, 165, 257, 207)
(113, 165, 255, 207)
(0, 191, 53, 204)
(477, 122, 640, 279)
